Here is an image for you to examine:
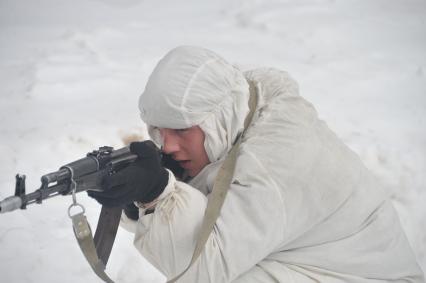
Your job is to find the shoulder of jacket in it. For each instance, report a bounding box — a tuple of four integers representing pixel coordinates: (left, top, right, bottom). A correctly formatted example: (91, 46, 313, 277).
(243, 68, 299, 102)
(243, 68, 295, 85)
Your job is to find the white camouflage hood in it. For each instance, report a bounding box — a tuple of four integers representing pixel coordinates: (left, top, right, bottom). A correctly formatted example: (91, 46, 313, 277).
(139, 46, 250, 162)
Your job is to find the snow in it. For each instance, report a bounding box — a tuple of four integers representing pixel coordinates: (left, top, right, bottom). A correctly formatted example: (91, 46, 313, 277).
(0, 0, 425, 282)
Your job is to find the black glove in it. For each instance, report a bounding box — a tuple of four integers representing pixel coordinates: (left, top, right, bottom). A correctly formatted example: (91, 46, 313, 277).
(161, 153, 184, 180)
(87, 141, 169, 207)
(123, 202, 139, 220)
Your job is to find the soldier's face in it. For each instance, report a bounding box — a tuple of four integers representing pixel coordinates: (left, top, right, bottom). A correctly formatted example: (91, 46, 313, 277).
(159, 126, 210, 177)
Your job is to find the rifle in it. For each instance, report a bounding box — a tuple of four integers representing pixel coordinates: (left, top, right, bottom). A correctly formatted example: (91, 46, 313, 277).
(0, 145, 138, 283)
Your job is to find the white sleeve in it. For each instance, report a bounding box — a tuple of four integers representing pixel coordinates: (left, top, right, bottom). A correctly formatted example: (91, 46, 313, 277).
(131, 155, 285, 283)
(132, 176, 209, 280)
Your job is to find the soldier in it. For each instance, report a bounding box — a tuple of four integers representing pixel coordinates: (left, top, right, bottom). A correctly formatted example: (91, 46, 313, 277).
(89, 46, 424, 282)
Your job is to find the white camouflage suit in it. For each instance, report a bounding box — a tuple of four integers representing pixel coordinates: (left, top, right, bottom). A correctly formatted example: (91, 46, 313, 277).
(121, 46, 425, 282)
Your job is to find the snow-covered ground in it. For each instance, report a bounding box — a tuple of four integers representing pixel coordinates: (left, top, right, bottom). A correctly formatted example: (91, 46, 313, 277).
(0, 0, 425, 282)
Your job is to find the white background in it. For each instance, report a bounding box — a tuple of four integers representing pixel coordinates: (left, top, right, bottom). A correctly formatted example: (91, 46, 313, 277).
(0, 0, 425, 282)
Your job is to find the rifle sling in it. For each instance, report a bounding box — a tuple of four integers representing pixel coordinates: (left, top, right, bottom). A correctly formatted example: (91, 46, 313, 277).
(71, 206, 121, 283)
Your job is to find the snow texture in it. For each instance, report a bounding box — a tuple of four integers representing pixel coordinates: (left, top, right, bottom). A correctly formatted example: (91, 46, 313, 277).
(0, 0, 425, 282)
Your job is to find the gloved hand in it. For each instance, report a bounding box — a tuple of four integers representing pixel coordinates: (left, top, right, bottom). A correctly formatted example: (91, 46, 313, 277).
(87, 141, 169, 207)
(161, 153, 184, 180)
(123, 202, 140, 220)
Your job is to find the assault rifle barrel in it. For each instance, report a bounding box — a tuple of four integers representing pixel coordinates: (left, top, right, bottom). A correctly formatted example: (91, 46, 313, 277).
(0, 145, 137, 214)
